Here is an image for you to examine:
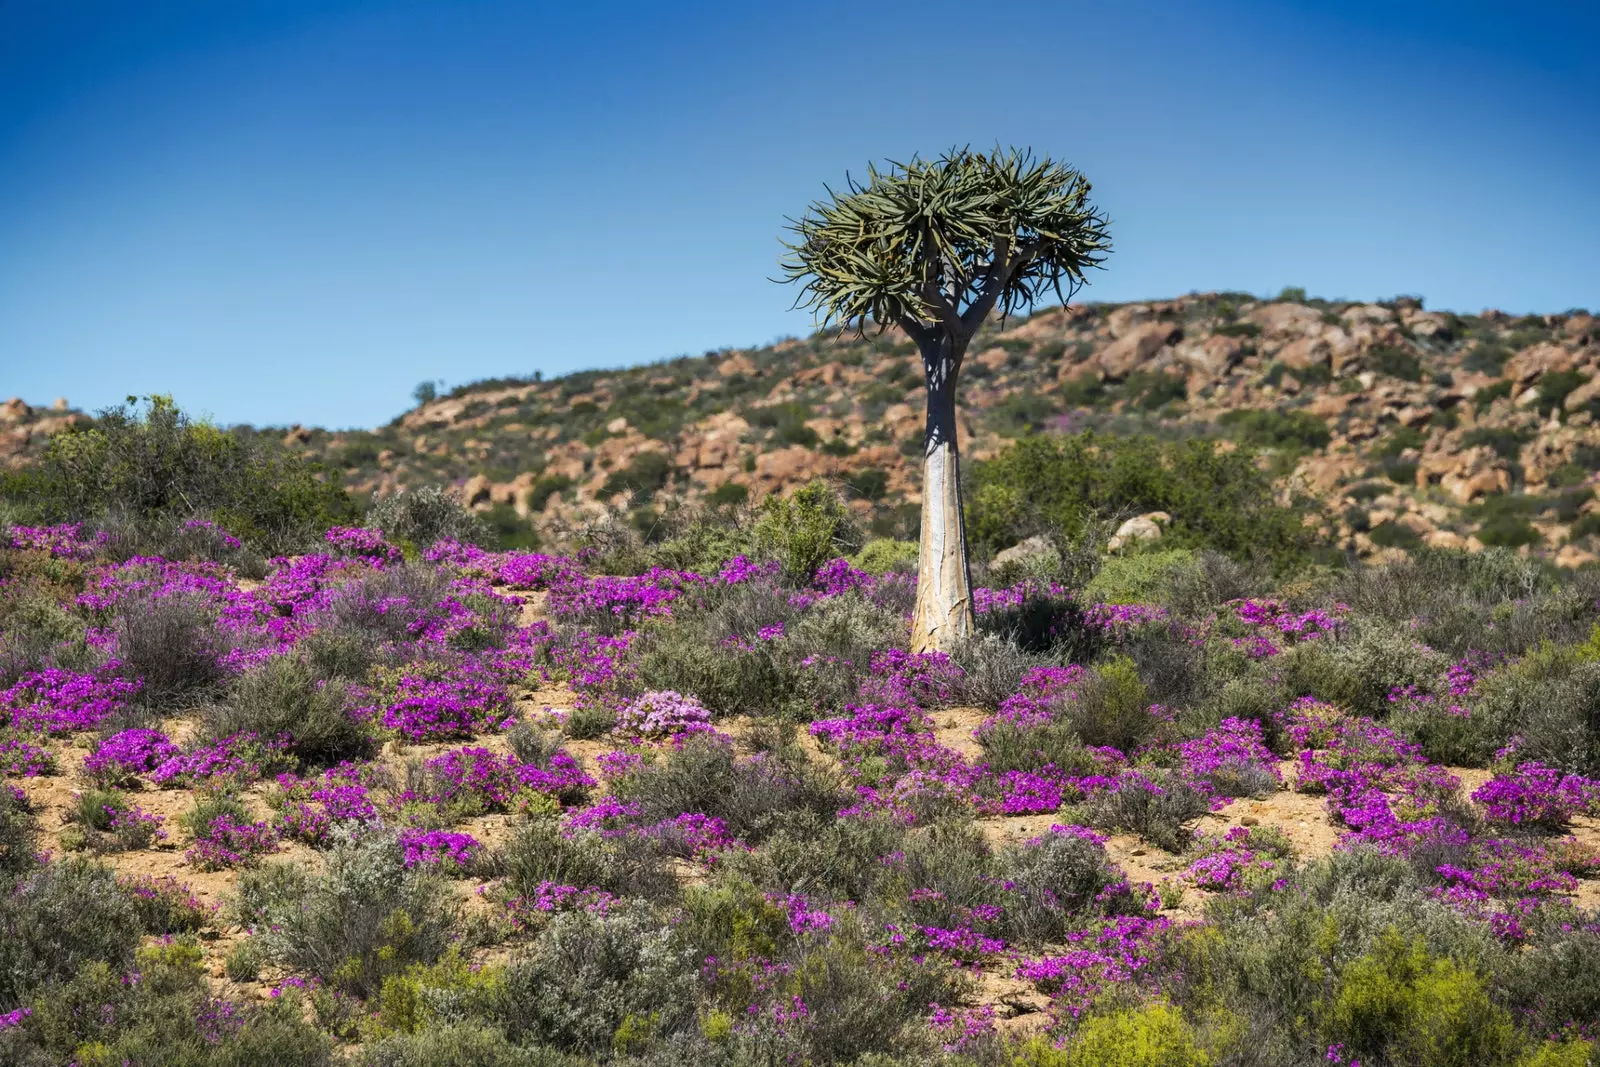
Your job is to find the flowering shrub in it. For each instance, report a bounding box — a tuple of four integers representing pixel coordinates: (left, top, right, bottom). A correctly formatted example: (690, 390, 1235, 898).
(411, 744, 593, 814)
(185, 815, 280, 869)
(118, 872, 215, 933)
(374, 665, 513, 741)
(324, 525, 404, 566)
(1472, 763, 1598, 828)
(148, 732, 286, 789)
(1177, 717, 1281, 798)
(82, 728, 181, 783)
(275, 761, 382, 844)
(614, 690, 712, 737)
(0, 737, 55, 776)
(2, 667, 141, 734)
(8, 522, 112, 559)
(397, 828, 482, 870)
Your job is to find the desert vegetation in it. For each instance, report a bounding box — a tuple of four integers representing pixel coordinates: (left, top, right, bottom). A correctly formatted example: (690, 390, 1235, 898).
(0, 408, 1597, 1065)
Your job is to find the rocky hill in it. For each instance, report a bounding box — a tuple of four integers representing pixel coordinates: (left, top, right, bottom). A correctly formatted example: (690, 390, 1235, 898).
(9, 291, 1600, 563)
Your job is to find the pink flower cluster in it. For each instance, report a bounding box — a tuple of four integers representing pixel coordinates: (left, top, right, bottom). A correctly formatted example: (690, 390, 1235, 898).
(397, 827, 481, 869)
(149, 733, 284, 787)
(1013, 915, 1172, 1020)
(615, 690, 713, 737)
(275, 762, 382, 844)
(185, 815, 280, 870)
(0, 738, 55, 776)
(375, 665, 513, 740)
(3, 667, 141, 735)
(413, 744, 593, 811)
(7, 522, 111, 559)
(324, 525, 404, 566)
(83, 728, 181, 783)
(1471, 763, 1598, 828)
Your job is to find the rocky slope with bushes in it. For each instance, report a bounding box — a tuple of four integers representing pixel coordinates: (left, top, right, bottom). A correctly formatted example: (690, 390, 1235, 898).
(8, 291, 1600, 564)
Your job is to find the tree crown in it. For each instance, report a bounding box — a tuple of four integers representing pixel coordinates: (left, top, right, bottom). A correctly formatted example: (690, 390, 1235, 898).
(780, 147, 1111, 345)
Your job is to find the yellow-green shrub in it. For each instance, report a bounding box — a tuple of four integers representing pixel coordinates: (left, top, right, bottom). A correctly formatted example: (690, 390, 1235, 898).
(1064, 1000, 1211, 1067)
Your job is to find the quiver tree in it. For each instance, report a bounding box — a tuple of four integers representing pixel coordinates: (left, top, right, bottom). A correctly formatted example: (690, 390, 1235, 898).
(780, 148, 1111, 652)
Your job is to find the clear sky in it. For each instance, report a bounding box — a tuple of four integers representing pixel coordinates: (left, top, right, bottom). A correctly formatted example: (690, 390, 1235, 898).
(1, 0, 1596, 429)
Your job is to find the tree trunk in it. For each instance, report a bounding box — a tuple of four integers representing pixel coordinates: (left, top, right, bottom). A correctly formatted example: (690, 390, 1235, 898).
(910, 336, 975, 654)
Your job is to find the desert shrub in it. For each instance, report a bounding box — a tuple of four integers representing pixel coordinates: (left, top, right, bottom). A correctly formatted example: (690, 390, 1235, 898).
(0, 785, 37, 879)
(1497, 923, 1600, 1042)
(0, 857, 139, 1009)
(979, 585, 1104, 661)
(1079, 771, 1208, 852)
(1217, 408, 1331, 452)
(366, 486, 488, 552)
(1320, 930, 1516, 1067)
(1070, 656, 1157, 751)
(63, 787, 164, 853)
(998, 827, 1135, 944)
(96, 513, 267, 574)
(1539, 370, 1589, 414)
(968, 432, 1317, 570)
(252, 830, 457, 996)
(950, 633, 1047, 709)
(528, 474, 573, 513)
(1461, 425, 1534, 462)
(1464, 659, 1600, 776)
(498, 902, 699, 1055)
(358, 1023, 579, 1067)
(613, 734, 842, 842)
(204, 654, 372, 766)
(851, 538, 918, 575)
(1064, 1000, 1210, 1067)
(501, 814, 676, 902)
(367, 948, 508, 1039)
(602, 452, 674, 503)
(115, 590, 232, 708)
(1371, 345, 1423, 382)
(770, 920, 964, 1064)
(752, 480, 863, 584)
(1084, 549, 1196, 605)
(708, 481, 749, 507)
(1162, 550, 1261, 617)
(2, 395, 354, 554)
(648, 510, 753, 575)
(11, 941, 333, 1066)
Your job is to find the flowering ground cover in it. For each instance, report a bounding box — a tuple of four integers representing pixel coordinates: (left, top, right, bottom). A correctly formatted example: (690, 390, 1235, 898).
(0, 518, 1598, 1066)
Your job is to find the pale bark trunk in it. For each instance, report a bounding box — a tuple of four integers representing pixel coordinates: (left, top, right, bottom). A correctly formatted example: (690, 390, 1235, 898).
(910, 337, 975, 653)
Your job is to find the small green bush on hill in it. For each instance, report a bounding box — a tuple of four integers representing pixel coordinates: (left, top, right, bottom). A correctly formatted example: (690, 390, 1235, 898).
(968, 432, 1320, 569)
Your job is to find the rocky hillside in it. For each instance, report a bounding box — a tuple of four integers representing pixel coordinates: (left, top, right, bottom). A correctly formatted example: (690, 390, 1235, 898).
(10, 292, 1600, 563)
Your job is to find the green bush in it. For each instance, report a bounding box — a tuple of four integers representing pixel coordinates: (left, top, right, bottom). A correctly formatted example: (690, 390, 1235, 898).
(0, 857, 139, 1009)
(527, 474, 573, 513)
(708, 481, 749, 507)
(1371, 346, 1423, 382)
(114, 590, 233, 709)
(601, 452, 674, 503)
(1064, 1000, 1211, 1067)
(366, 486, 487, 551)
(968, 432, 1317, 569)
(252, 831, 457, 996)
(0, 395, 354, 555)
(1070, 656, 1156, 751)
(358, 1023, 577, 1067)
(1216, 408, 1331, 451)
(0, 784, 38, 879)
(1321, 930, 1515, 1067)
(204, 654, 372, 767)
(752, 479, 863, 584)
(851, 538, 918, 575)
(498, 902, 699, 1055)
(1084, 549, 1196, 605)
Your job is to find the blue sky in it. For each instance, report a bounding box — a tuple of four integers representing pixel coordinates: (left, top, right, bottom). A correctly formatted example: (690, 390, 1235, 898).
(1, 0, 1596, 429)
